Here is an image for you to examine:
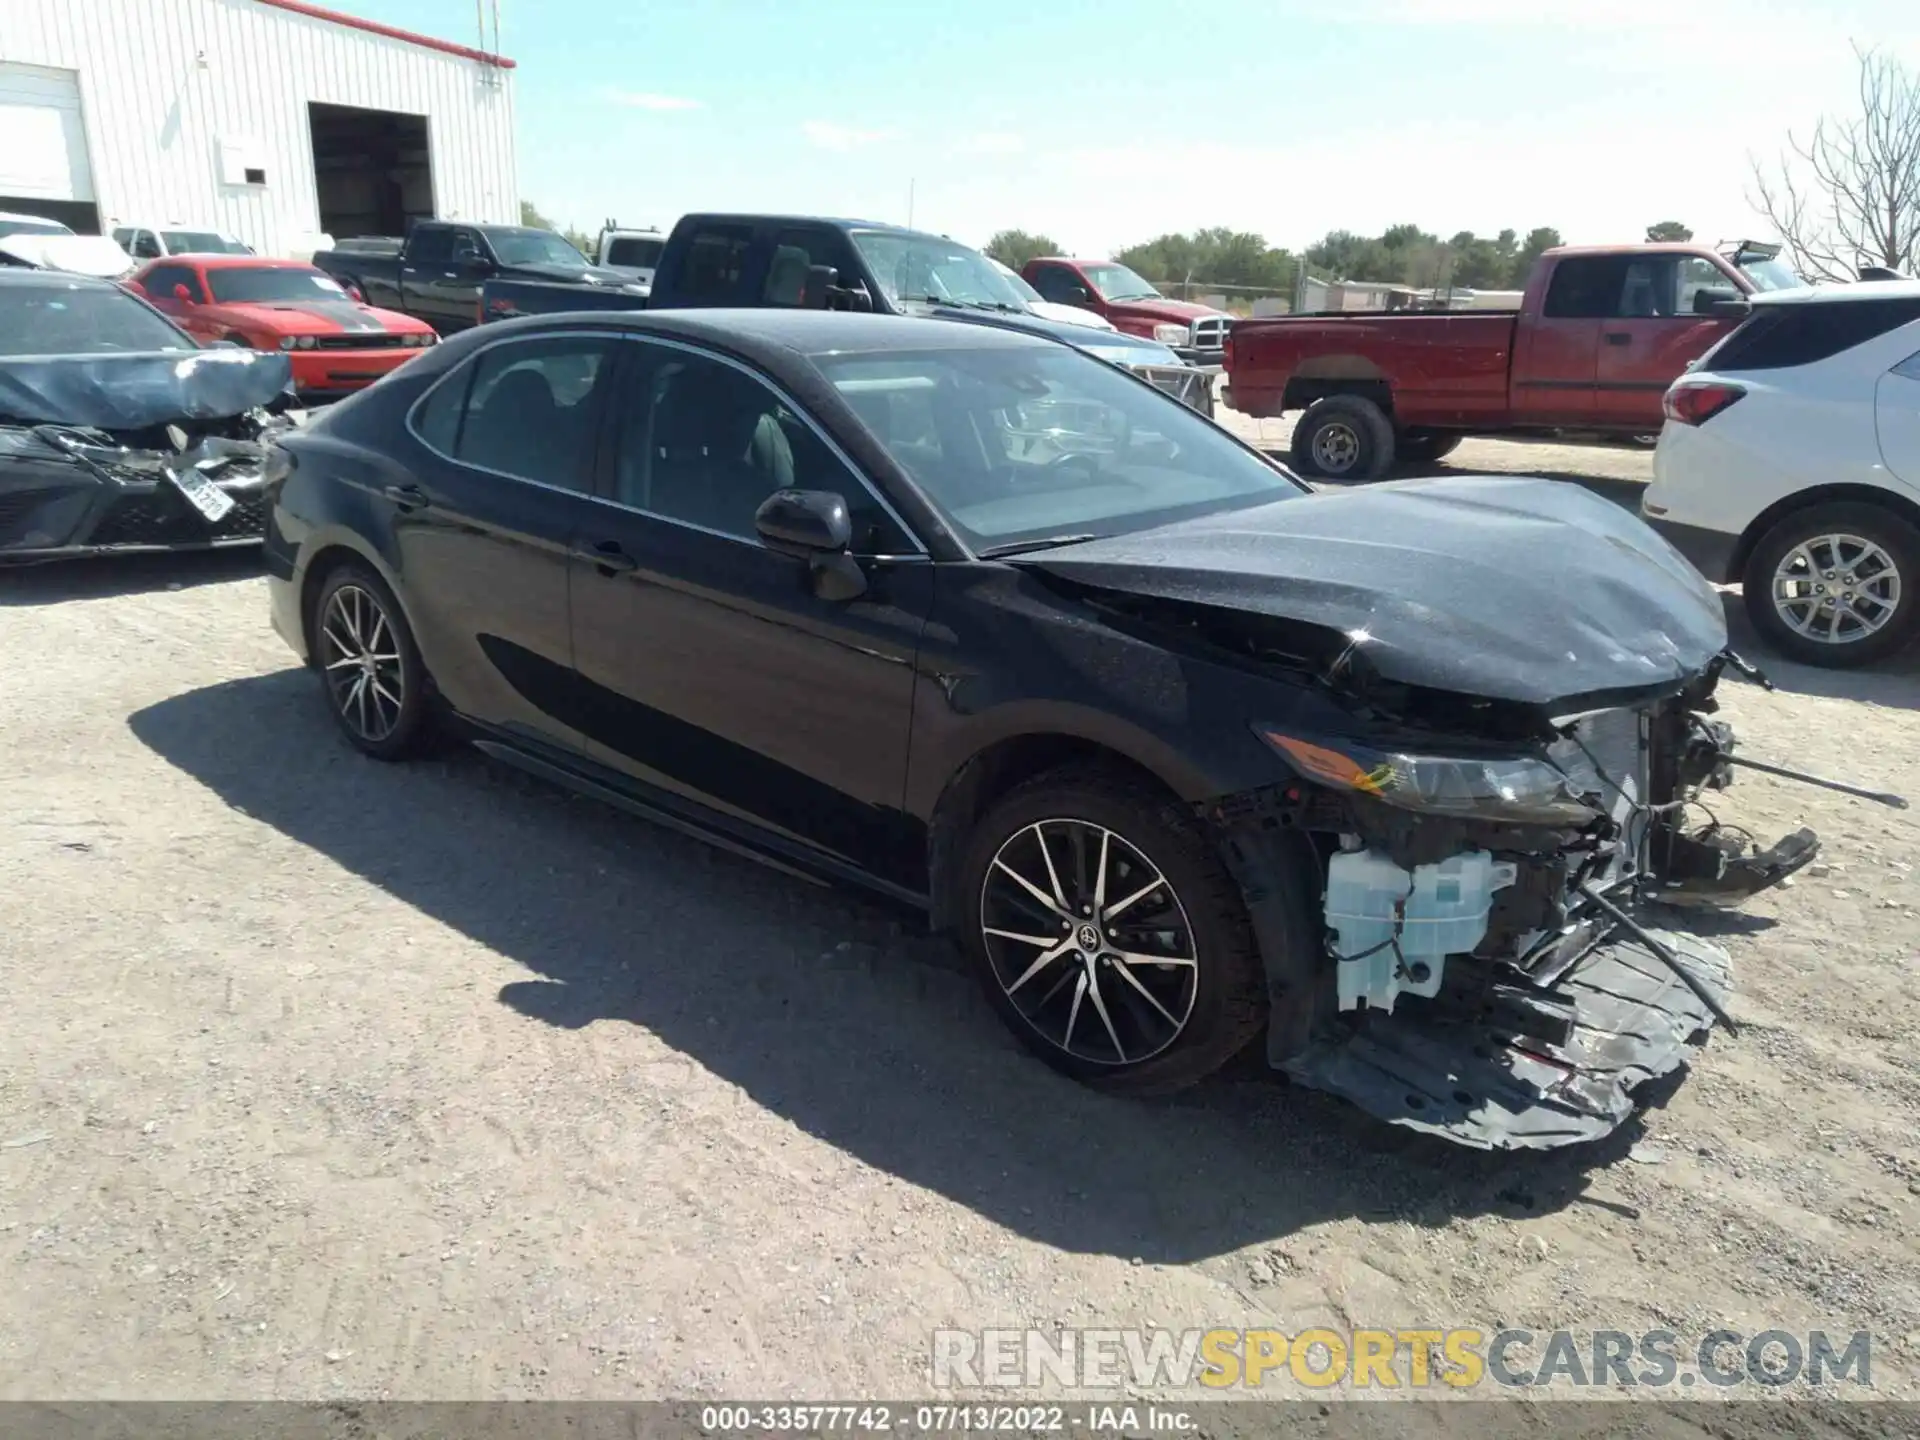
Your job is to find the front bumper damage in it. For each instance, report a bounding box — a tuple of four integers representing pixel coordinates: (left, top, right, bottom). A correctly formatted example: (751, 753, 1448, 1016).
(1208, 666, 1823, 1150)
(0, 421, 289, 563)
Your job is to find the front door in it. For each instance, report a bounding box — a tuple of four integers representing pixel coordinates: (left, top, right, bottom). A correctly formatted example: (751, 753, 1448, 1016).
(566, 335, 933, 886)
(394, 330, 617, 745)
(1592, 254, 1741, 428)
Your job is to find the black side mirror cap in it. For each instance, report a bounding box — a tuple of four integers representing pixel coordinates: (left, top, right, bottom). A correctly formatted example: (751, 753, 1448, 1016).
(755, 488, 853, 555)
(1705, 296, 1751, 319)
(804, 265, 836, 310)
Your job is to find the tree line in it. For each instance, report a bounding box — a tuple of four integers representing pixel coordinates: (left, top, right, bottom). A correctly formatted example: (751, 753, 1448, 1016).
(988, 221, 1699, 295)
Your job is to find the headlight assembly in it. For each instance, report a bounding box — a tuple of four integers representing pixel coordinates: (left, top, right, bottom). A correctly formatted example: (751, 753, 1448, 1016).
(1255, 726, 1600, 825)
(1153, 323, 1189, 345)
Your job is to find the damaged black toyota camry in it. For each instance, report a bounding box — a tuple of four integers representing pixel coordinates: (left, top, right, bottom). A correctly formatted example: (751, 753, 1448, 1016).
(0, 269, 296, 563)
(267, 310, 1862, 1150)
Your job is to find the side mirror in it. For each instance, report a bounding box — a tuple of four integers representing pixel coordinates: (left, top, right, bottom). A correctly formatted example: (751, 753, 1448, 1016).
(755, 489, 866, 600)
(757, 488, 852, 554)
(173, 283, 194, 303)
(1705, 296, 1751, 319)
(1067, 284, 1093, 305)
(803, 264, 835, 310)
(346, 283, 366, 303)
(1692, 286, 1741, 316)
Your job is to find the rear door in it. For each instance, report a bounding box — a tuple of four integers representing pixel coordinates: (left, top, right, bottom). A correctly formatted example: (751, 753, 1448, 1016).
(656, 220, 756, 307)
(400, 226, 485, 332)
(1592, 254, 1740, 427)
(1511, 256, 1609, 423)
(564, 334, 933, 884)
(393, 330, 617, 745)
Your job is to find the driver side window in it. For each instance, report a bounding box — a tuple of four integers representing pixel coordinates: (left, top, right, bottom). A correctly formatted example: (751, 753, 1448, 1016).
(609, 342, 913, 554)
(1029, 265, 1085, 304)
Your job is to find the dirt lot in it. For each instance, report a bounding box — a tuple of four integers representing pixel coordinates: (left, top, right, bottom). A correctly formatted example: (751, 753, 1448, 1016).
(3, 437, 1919, 1420)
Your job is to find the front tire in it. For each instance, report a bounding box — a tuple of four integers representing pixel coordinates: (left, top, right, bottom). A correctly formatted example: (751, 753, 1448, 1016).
(1742, 502, 1920, 667)
(1290, 395, 1395, 481)
(956, 766, 1269, 1095)
(309, 562, 439, 759)
(1395, 431, 1461, 465)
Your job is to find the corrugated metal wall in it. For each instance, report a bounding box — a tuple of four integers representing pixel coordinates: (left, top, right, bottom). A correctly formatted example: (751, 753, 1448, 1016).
(0, 0, 517, 254)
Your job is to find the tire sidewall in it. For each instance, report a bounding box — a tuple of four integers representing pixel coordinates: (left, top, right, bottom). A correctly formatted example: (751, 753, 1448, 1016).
(1292, 397, 1394, 481)
(310, 562, 435, 759)
(954, 773, 1263, 1093)
(1743, 503, 1920, 668)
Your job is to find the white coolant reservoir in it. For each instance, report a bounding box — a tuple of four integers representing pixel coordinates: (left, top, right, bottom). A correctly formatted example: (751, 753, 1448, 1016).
(1325, 849, 1516, 1013)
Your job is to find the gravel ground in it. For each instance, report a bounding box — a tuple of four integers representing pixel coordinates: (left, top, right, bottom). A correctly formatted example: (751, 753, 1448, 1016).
(3, 436, 1919, 1423)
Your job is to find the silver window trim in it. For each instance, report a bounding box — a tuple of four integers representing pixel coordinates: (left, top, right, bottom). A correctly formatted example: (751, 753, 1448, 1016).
(401, 327, 930, 558)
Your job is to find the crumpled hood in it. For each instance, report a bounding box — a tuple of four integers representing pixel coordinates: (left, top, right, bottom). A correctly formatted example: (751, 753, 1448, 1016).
(0, 348, 295, 428)
(1025, 475, 1728, 706)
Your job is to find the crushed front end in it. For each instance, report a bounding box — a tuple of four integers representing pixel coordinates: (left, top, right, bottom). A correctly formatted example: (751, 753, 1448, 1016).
(1209, 659, 1818, 1150)
(0, 349, 296, 564)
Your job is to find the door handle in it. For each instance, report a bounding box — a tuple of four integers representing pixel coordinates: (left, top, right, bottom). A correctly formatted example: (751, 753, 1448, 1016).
(584, 539, 639, 574)
(384, 483, 429, 511)
(1604, 331, 1632, 345)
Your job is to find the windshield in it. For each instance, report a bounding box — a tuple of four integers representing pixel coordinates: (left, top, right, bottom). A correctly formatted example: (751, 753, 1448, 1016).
(818, 345, 1303, 550)
(163, 230, 246, 254)
(1081, 263, 1161, 301)
(489, 229, 591, 267)
(207, 266, 350, 303)
(851, 231, 1029, 309)
(606, 235, 664, 269)
(1735, 255, 1808, 292)
(0, 282, 192, 356)
(0, 217, 72, 239)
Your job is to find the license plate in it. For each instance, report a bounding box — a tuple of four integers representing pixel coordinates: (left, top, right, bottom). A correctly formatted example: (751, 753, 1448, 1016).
(164, 463, 237, 524)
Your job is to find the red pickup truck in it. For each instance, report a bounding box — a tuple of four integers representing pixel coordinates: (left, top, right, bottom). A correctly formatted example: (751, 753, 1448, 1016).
(1021, 255, 1230, 362)
(1223, 242, 1806, 480)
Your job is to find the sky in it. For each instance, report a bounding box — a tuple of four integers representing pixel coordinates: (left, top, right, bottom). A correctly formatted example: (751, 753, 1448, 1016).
(352, 0, 1919, 259)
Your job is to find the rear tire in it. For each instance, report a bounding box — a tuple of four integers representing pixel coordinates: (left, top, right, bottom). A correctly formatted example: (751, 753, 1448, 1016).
(308, 562, 441, 760)
(1291, 395, 1395, 481)
(1742, 502, 1920, 667)
(955, 765, 1271, 1095)
(1395, 431, 1462, 465)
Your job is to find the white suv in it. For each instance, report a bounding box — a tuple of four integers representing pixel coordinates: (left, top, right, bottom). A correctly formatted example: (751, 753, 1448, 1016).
(1643, 281, 1920, 667)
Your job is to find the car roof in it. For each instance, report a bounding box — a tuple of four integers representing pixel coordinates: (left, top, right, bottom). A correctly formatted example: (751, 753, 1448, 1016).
(677, 213, 964, 242)
(0, 268, 116, 290)
(485, 308, 1055, 359)
(1749, 278, 1920, 306)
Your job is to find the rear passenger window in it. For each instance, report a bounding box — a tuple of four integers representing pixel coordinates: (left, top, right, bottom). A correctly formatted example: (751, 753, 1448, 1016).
(1707, 299, 1920, 371)
(413, 337, 614, 491)
(408, 228, 454, 264)
(1542, 257, 1630, 319)
(677, 226, 753, 301)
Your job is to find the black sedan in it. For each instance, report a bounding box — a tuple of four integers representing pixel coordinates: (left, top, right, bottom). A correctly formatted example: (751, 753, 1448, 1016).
(264, 309, 1818, 1150)
(0, 270, 295, 563)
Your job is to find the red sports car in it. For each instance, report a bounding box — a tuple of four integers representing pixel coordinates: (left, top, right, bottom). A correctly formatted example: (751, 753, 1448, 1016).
(129, 255, 436, 401)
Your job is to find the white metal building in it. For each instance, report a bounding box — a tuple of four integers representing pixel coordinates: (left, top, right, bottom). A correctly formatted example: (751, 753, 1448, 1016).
(0, 0, 518, 256)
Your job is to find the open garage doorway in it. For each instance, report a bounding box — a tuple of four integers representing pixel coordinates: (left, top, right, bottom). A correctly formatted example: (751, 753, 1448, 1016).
(308, 102, 433, 240)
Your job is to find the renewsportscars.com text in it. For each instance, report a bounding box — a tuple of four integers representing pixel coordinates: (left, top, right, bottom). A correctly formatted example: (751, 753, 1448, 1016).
(930, 1326, 1873, 1392)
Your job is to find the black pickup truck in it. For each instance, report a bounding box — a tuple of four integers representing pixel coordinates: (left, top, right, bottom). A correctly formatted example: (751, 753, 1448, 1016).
(477, 213, 1216, 413)
(312, 221, 645, 337)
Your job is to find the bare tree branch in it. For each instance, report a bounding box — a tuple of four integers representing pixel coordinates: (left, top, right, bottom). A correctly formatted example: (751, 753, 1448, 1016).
(1748, 44, 1920, 280)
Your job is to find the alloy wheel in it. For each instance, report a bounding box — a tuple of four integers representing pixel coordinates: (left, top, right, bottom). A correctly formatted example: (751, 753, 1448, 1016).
(1771, 532, 1902, 645)
(978, 818, 1199, 1066)
(1311, 421, 1361, 475)
(318, 584, 406, 742)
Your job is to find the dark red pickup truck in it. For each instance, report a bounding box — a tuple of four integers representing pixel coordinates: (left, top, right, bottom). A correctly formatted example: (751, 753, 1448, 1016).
(1223, 242, 1806, 479)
